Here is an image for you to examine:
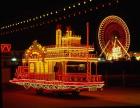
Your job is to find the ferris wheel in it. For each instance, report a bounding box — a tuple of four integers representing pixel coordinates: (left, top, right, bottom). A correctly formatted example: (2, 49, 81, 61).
(98, 15, 130, 60)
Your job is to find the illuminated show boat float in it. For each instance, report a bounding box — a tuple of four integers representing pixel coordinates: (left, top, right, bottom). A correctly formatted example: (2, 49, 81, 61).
(10, 24, 104, 95)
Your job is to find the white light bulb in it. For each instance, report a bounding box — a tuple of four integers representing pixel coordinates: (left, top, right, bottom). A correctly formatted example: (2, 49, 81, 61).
(33, 18, 35, 20)
(43, 14, 46, 17)
(11, 57, 17, 62)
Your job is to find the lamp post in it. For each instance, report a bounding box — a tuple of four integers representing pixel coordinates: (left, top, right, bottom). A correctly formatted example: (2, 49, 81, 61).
(11, 57, 18, 79)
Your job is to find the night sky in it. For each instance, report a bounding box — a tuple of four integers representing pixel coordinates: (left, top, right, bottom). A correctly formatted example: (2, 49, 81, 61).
(0, 0, 140, 53)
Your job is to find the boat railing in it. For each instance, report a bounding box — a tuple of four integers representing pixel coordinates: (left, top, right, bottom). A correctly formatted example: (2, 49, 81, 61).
(15, 66, 102, 82)
(45, 53, 97, 58)
(44, 45, 94, 48)
(56, 73, 103, 82)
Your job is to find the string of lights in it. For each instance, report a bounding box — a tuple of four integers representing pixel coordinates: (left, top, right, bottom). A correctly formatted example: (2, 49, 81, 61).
(0, 0, 119, 36)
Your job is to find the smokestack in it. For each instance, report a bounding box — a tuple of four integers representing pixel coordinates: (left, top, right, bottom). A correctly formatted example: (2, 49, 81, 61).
(56, 24, 62, 47)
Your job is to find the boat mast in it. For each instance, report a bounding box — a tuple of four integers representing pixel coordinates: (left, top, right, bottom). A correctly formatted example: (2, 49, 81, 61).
(86, 22, 90, 81)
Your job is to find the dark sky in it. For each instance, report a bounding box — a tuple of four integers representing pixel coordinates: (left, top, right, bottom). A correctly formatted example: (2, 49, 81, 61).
(0, 0, 68, 25)
(0, 0, 140, 52)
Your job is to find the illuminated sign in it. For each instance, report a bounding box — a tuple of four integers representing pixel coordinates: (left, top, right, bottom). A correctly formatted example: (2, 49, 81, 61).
(0, 44, 11, 53)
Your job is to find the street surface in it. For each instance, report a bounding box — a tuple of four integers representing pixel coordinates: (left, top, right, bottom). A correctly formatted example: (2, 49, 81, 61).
(2, 85, 140, 108)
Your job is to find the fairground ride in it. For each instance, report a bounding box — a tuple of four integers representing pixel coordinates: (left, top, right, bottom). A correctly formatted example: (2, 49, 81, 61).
(98, 15, 130, 60)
